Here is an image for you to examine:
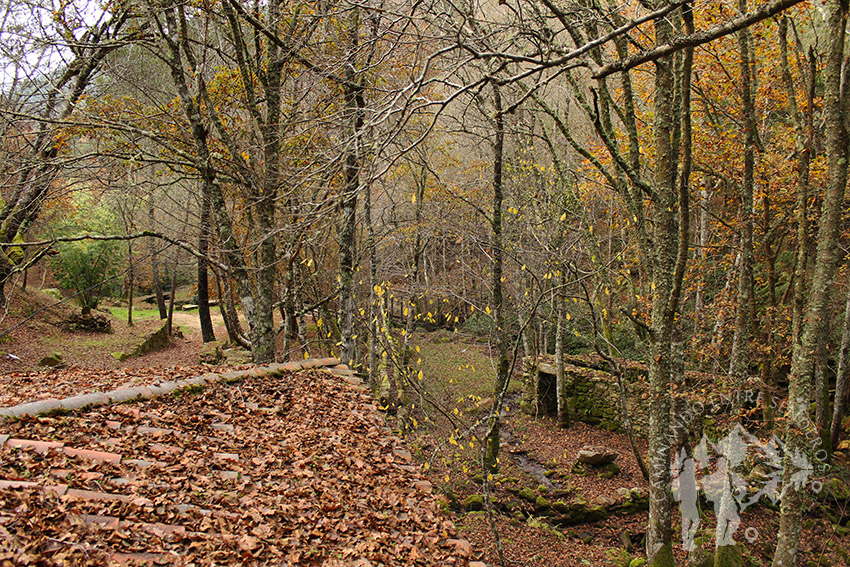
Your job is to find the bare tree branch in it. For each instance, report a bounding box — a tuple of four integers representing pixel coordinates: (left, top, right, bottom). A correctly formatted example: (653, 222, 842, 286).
(592, 0, 805, 79)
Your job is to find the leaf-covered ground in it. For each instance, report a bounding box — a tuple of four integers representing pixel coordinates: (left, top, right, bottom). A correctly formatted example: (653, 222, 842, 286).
(402, 332, 850, 567)
(0, 369, 472, 566)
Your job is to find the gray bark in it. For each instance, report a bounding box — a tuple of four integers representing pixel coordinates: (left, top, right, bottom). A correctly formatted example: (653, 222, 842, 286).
(337, 9, 366, 367)
(555, 270, 570, 428)
(773, 2, 848, 565)
(831, 289, 850, 451)
(646, 7, 679, 566)
(484, 83, 510, 474)
(728, 3, 756, 398)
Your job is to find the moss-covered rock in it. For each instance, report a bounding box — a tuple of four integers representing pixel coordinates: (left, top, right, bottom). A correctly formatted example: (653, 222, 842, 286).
(549, 500, 609, 526)
(534, 495, 552, 512)
(38, 352, 63, 367)
(600, 462, 622, 479)
(516, 487, 537, 503)
(463, 494, 484, 511)
(571, 461, 589, 475)
(443, 489, 460, 511)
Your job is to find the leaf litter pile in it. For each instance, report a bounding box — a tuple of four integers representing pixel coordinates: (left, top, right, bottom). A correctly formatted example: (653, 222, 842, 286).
(0, 369, 471, 565)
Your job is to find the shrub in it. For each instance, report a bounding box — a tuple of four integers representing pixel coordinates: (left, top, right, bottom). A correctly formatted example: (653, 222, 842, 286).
(50, 239, 120, 314)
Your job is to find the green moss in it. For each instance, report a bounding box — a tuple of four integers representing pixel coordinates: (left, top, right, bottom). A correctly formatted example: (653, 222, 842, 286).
(606, 548, 631, 567)
(174, 384, 205, 396)
(443, 489, 460, 511)
(534, 495, 552, 512)
(463, 494, 484, 511)
(517, 487, 537, 503)
(713, 545, 745, 567)
(571, 461, 589, 475)
(600, 462, 622, 479)
(649, 543, 675, 567)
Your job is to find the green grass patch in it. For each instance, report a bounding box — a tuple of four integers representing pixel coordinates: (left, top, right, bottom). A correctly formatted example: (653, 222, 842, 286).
(107, 307, 162, 321)
(412, 330, 521, 403)
(174, 384, 206, 397)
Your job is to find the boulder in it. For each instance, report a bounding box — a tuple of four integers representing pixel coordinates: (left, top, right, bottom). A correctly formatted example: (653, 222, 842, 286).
(576, 446, 618, 466)
(463, 494, 484, 511)
(38, 352, 63, 367)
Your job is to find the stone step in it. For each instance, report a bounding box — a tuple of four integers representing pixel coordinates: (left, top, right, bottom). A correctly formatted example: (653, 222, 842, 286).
(62, 447, 122, 465)
(5, 438, 64, 453)
(77, 513, 186, 538)
(0, 481, 68, 496)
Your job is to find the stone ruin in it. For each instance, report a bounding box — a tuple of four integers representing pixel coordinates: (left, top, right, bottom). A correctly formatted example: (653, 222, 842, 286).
(521, 354, 653, 437)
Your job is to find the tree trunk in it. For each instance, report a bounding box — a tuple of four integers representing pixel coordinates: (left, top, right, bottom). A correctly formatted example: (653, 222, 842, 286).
(773, 2, 848, 565)
(197, 191, 215, 343)
(831, 288, 850, 451)
(728, 3, 756, 402)
(166, 266, 177, 337)
(815, 315, 832, 450)
(555, 270, 570, 428)
(157, 3, 264, 361)
(148, 199, 167, 320)
(365, 173, 378, 384)
(646, 8, 679, 567)
(127, 242, 134, 327)
(403, 162, 427, 371)
(337, 11, 365, 367)
(484, 83, 510, 474)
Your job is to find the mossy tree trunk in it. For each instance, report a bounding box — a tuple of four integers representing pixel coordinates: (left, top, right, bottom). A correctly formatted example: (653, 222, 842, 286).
(337, 8, 365, 368)
(484, 83, 510, 474)
(831, 289, 850, 452)
(555, 270, 570, 428)
(645, 5, 685, 565)
(773, 2, 848, 565)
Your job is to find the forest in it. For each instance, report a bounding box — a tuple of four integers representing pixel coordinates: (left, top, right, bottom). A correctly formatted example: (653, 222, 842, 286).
(1, 0, 850, 566)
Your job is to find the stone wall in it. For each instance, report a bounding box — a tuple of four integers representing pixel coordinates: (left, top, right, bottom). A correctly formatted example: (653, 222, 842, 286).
(521, 355, 652, 437)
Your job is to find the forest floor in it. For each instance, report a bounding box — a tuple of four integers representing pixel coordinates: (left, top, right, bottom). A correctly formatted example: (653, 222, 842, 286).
(1, 287, 849, 566)
(401, 330, 850, 567)
(0, 288, 470, 565)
